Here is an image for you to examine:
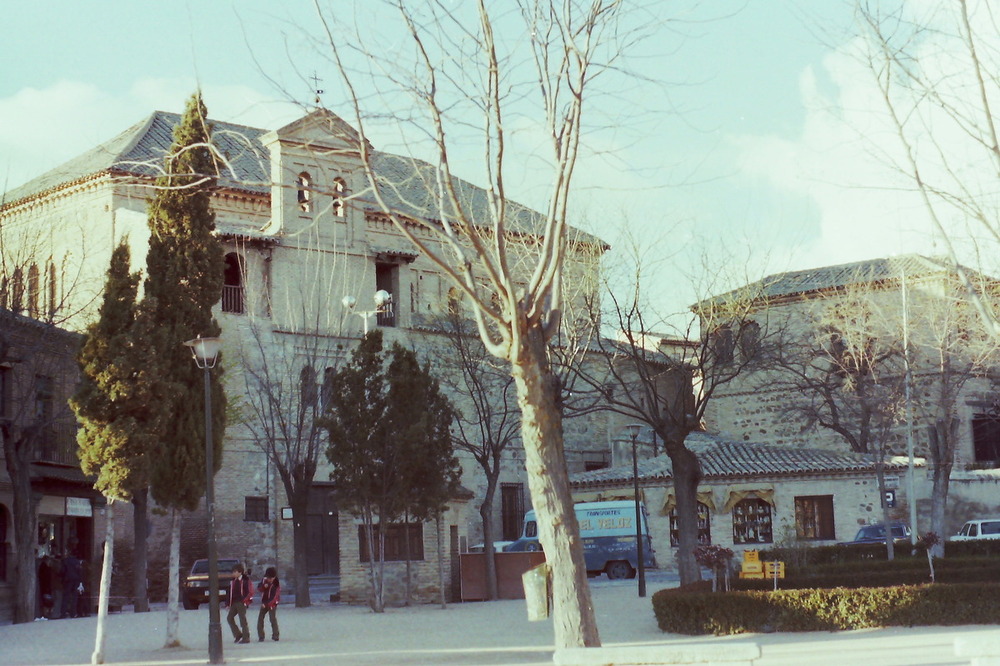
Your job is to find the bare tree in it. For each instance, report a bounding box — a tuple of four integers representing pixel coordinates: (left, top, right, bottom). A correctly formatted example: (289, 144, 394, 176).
(569, 244, 775, 584)
(307, 0, 645, 646)
(766, 275, 905, 558)
(425, 307, 521, 601)
(856, 0, 1000, 336)
(904, 268, 998, 553)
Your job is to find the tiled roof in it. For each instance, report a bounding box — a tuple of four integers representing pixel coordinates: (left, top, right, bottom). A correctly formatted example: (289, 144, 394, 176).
(2, 110, 595, 243)
(570, 431, 905, 487)
(752, 255, 954, 300)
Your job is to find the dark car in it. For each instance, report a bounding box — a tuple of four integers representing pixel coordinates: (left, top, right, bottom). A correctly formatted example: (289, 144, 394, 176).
(182, 558, 241, 610)
(841, 523, 911, 545)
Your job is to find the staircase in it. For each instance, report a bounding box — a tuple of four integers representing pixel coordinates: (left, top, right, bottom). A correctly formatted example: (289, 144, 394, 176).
(304, 574, 340, 604)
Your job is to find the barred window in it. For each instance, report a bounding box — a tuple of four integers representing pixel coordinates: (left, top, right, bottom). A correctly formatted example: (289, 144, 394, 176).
(244, 496, 269, 522)
(358, 523, 423, 562)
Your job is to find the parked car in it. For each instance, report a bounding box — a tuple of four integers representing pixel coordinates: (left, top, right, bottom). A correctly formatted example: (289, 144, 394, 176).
(182, 558, 241, 610)
(950, 518, 1000, 542)
(839, 523, 911, 546)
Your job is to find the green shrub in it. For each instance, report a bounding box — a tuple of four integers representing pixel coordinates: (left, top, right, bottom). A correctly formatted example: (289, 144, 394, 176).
(652, 583, 1000, 635)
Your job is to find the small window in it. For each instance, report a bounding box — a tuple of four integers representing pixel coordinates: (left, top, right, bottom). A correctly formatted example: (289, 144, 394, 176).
(669, 502, 711, 547)
(732, 498, 773, 544)
(245, 496, 269, 522)
(709, 326, 734, 364)
(737, 321, 760, 361)
(524, 520, 538, 538)
(296, 172, 312, 212)
(222, 253, 245, 314)
(972, 414, 1000, 464)
(332, 177, 346, 217)
(375, 263, 397, 327)
(300, 366, 318, 408)
(794, 495, 835, 540)
(358, 523, 423, 562)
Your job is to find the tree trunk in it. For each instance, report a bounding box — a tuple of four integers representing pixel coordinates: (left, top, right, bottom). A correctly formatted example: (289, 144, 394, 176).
(3, 430, 39, 624)
(509, 328, 600, 649)
(480, 478, 499, 601)
(131, 488, 149, 613)
(668, 445, 703, 586)
(163, 509, 181, 648)
(928, 418, 956, 559)
(91, 500, 114, 665)
(436, 515, 446, 609)
(291, 500, 311, 608)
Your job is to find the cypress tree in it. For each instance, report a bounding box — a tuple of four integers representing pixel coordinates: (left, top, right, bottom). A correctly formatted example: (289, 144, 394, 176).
(72, 240, 147, 500)
(139, 90, 226, 512)
(71, 239, 146, 662)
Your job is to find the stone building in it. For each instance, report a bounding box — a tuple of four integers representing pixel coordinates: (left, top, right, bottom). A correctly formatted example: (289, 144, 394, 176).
(0, 309, 103, 623)
(703, 255, 1000, 536)
(571, 431, 912, 570)
(0, 107, 623, 605)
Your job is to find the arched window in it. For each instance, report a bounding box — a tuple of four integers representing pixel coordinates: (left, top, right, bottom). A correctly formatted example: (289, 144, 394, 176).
(731, 498, 773, 544)
(296, 172, 312, 212)
(222, 253, 245, 314)
(300, 366, 318, 408)
(47, 261, 58, 317)
(669, 501, 711, 547)
(332, 177, 346, 217)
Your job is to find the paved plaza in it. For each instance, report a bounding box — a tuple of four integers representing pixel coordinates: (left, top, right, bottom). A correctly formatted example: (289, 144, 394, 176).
(1, 573, 997, 665)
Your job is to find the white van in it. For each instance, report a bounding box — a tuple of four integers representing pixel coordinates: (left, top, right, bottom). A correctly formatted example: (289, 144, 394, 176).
(505, 500, 657, 579)
(951, 518, 1000, 541)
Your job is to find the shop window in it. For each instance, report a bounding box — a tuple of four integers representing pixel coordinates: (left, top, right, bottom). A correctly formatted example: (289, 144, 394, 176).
(358, 523, 423, 562)
(669, 502, 711, 547)
(222, 253, 245, 314)
(732, 498, 773, 544)
(794, 495, 835, 540)
(244, 496, 269, 522)
(501, 483, 525, 541)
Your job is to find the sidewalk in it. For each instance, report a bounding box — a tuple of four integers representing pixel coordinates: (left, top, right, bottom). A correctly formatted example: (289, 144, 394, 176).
(1, 574, 997, 665)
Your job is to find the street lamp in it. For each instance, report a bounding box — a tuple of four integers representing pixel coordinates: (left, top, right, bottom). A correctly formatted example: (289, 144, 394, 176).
(341, 290, 393, 334)
(625, 423, 646, 598)
(184, 335, 223, 665)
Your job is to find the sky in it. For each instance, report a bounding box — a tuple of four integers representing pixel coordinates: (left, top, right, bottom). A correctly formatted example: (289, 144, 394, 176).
(0, 1, 969, 321)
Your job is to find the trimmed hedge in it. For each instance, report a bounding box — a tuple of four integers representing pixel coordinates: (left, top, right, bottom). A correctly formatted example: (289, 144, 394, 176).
(757, 539, 1000, 568)
(732, 556, 1000, 590)
(652, 583, 1000, 635)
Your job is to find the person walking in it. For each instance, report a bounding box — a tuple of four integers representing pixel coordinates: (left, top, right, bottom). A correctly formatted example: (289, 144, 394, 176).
(256, 566, 280, 642)
(226, 563, 253, 644)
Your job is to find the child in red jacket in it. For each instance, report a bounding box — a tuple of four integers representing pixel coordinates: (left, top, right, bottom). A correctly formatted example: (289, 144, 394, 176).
(257, 566, 280, 642)
(227, 563, 254, 644)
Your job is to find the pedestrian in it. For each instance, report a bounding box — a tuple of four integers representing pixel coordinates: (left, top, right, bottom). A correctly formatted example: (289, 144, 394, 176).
(61, 549, 83, 619)
(226, 563, 253, 644)
(256, 566, 280, 642)
(37, 555, 54, 620)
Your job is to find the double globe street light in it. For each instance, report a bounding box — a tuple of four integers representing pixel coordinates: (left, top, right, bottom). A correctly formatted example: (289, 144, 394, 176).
(625, 423, 647, 598)
(184, 336, 224, 665)
(341, 290, 393, 334)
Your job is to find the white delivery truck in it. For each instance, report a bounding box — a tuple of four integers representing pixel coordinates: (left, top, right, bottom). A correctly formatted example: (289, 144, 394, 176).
(505, 500, 656, 579)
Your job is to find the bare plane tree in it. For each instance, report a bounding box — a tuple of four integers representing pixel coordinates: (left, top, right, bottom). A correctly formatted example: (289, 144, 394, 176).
(301, 0, 649, 647)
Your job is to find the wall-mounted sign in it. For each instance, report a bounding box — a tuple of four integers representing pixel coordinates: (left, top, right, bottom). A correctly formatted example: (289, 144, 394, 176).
(281, 507, 293, 520)
(65, 497, 92, 517)
(883, 475, 900, 490)
(884, 490, 897, 508)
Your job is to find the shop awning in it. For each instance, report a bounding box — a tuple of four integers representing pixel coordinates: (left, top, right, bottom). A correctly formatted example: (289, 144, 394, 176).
(660, 489, 716, 515)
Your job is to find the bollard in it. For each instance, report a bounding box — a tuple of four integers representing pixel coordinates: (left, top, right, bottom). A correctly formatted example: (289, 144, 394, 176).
(522, 562, 551, 621)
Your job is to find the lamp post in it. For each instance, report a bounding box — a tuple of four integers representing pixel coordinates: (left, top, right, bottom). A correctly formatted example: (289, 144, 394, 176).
(184, 335, 223, 665)
(626, 423, 646, 598)
(342, 290, 393, 334)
